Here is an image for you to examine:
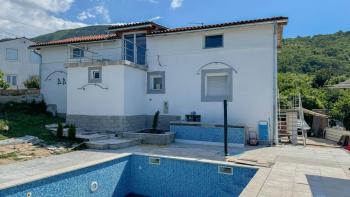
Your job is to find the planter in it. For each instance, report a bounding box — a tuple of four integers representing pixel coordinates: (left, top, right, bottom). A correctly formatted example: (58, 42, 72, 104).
(122, 130, 175, 145)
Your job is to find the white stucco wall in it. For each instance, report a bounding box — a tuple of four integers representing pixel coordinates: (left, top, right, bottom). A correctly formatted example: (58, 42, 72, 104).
(67, 65, 125, 116)
(40, 23, 277, 132)
(0, 38, 39, 89)
(124, 66, 147, 115)
(40, 40, 121, 114)
(146, 24, 275, 130)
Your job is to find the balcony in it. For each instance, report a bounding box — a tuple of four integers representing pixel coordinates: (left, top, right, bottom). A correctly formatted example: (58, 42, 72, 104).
(65, 44, 147, 70)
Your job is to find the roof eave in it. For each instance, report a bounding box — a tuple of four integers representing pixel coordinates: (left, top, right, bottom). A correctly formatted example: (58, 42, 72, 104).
(29, 38, 119, 48)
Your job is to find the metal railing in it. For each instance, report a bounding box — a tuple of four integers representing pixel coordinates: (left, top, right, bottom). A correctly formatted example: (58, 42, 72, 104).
(67, 38, 147, 65)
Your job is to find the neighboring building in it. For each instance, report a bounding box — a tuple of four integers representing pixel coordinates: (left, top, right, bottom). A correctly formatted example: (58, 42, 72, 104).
(31, 16, 288, 142)
(329, 79, 350, 89)
(0, 37, 40, 89)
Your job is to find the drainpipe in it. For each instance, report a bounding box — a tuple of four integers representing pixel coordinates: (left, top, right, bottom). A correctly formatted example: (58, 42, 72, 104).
(272, 22, 278, 145)
(32, 50, 42, 89)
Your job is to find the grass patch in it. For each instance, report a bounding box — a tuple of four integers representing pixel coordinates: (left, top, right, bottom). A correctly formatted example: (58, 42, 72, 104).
(0, 152, 19, 160)
(0, 102, 77, 144)
(0, 134, 7, 141)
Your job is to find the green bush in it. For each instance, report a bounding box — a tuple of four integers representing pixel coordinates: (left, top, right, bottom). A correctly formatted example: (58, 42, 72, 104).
(0, 70, 9, 90)
(68, 124, 76, 140)
(56, 122, 63, 138)
(150, 110, 160, 133)
(329, 95, 350, 130)
(28, 100, 47, 114)
(23, 76, 40, 89)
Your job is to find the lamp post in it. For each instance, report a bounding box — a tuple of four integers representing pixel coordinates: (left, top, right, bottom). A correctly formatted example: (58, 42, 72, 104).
(224, 100, 228, 156)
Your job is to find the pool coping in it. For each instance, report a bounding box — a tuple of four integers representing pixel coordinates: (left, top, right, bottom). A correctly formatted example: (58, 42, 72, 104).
(0, 152, 267, 196)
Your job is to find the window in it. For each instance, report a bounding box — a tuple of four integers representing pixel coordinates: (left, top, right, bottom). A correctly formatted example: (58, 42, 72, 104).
(124, 34, 134, 62)
(88, 67, 102, 83)
(204, 35, 223, 49)
(6, 48, 18, 61)
(147, 71, 165, 94)
(6, 74, 17, 86)
(123, 33, 146, 65)
(201, 69, 232, 102)
(72, 48, 84, 58)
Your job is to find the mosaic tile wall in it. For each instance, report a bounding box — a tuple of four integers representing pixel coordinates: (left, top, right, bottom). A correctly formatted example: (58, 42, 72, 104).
(170, 125, 245, 145)
(0, 155, 257, 197)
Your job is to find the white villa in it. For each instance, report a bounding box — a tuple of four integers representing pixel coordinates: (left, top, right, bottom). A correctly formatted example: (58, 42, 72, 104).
(0, 37, 40, 89)
(31, 16, 288, 143)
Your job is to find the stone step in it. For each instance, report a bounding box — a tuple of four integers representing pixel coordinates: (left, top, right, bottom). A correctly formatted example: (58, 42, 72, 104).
(76, 133, 113, 141)
(85, 137, 142, 150)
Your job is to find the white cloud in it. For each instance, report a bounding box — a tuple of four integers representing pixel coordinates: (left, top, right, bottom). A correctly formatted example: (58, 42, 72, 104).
(148, 16, 163, 21)
(141, 0, 158, 3)
(171, 0, 183, 9)
(78, 5, 111, 23)
(0, 0, 86, 38)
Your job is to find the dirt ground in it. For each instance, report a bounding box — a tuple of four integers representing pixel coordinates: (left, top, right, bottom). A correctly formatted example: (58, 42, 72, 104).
(0, 143, 71, 165)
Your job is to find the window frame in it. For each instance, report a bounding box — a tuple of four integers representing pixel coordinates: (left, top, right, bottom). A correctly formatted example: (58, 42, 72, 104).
(88, 67, 102, 83)
(6, 74, 17, 86)
(123, 33, 147, 65)
(6, 48, 19, 61)
(147, 71, 165, 94)
(204, 34, 224, 49)
(72, 48, 85, 59)
(201, 68, 232, 102)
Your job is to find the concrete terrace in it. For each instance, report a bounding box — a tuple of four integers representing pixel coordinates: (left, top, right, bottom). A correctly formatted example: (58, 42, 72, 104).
(0, 143, 349, 197)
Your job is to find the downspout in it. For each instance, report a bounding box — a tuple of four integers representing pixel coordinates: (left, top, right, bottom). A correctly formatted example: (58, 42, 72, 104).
(32, 50, 42, 90)
(272, 22, 278, 145)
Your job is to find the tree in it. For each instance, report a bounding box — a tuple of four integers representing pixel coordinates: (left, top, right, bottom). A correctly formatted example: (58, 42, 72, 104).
(329, 95, 350, 130)
(0, 70, 9, 89)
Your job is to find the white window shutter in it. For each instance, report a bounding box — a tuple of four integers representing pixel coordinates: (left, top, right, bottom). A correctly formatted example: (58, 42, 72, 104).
(207, 75, 228, 97)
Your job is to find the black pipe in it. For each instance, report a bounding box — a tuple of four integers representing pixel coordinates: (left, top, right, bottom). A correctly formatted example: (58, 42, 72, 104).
(224, 100, 228, 156)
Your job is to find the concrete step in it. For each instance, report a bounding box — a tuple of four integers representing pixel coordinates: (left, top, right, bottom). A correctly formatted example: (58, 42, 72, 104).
(85, 137, 142, 150)
(76, 132, 113, 141)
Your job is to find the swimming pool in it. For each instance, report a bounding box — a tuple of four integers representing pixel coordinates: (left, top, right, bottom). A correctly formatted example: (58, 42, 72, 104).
(0, 154, 257, 197)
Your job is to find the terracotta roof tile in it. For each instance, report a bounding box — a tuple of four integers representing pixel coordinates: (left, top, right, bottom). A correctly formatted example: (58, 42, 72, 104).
(31, 17, 288, 47)
(108, 21, 167, 30)
(31, 34, 119, 47)
(150, 16, 288, 35)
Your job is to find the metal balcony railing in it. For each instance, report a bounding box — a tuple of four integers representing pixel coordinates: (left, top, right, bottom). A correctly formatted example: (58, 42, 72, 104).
(67, 38, 147, 66)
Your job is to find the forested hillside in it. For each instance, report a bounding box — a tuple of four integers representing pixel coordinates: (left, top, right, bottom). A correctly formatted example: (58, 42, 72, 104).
(31, 25, 109, 42)
(278, 31, 350, 129)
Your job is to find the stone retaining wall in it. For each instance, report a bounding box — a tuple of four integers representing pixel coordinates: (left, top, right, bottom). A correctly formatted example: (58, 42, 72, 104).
(66, 114, 181, 133)
(0, 89, 42, 104)
(0, 89, 40, 96)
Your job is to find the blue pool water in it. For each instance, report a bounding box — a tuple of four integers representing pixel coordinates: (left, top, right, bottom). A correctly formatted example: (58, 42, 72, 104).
(0, 155, 257, 197)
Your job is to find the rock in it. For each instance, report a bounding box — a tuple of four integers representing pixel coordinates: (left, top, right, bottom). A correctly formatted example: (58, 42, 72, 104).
(0, 135, 41, 146)
(0, 125, 9, 131)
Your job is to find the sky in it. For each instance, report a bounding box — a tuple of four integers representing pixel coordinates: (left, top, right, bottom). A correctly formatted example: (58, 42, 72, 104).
(0, 0, 349, 38)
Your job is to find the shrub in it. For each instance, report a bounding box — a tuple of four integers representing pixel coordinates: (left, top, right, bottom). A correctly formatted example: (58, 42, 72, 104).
(23, 76, 40, 89)
(68, 124, 76, 140)
(37, 100, 47, 113)
(151, 110, 160, 133)
(329, 95, 350, 130)
(27, 100, 47, 114)
(56, 122, 63, 138)
(0, 70, 9, 90)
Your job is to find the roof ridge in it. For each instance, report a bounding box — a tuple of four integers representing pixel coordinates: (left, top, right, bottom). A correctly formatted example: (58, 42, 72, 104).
(150, 16, 288, 34)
